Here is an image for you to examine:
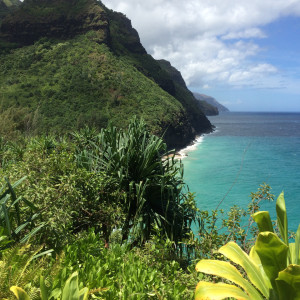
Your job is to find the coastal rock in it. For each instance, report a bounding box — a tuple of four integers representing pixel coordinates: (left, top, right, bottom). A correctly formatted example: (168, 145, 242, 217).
(194, 93, 229, 113)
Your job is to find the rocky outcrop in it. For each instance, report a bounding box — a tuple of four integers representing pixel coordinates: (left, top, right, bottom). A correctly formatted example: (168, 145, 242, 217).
(106, 9, 146, 54)
(0, 0, 20, 23)
(0, 0, 109, 45)
(157, 59, 187, 89)
(0, 0, 9, 20)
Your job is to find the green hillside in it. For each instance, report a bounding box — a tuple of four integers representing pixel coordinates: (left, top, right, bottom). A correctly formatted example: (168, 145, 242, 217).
(0, 0, 212, 148)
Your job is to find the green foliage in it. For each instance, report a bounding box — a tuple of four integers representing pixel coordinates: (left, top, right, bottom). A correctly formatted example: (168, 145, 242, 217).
(0, 244, 54, 299)
(49, 230, 197, 300)
(10, 286, 30, 300)
(195, 242, 268, 300)
(0, 118, 197, 250)
(0, 177, 45, 247)
(73, 118, 196, 246)
(192, 183, 274, 259)
(0, 32, 188, 143)
(10, 271, 89, 300)
(1, 136, 126, 249)
(195, 192, 300, 300)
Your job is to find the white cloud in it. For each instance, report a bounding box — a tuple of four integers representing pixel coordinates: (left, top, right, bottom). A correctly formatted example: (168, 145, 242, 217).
(221, 28, 267, 40)
(102, 0, 300, 90)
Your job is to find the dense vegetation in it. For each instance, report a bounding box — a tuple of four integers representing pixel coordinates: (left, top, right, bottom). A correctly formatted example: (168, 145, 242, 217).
(196, 193, 300, 300)
(1, 118, 295, 299)
(1, 1, 299, 299)
(0, 34, 184, 139)
(0, 0, 212, 149)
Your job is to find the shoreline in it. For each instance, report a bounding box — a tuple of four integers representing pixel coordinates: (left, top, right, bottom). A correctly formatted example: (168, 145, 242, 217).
(162, 123, 217, 160)
(163, 132, 211, 160)
(175, 124, 217, 159)
(177, 135, 205, 159)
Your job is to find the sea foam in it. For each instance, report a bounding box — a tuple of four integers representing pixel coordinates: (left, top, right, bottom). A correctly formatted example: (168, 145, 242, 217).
(178, 135, 205, 159)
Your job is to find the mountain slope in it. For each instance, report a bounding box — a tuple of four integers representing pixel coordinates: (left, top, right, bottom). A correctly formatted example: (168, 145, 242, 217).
(194, 93, 229, 112)
(157, 59, 218, 116)
(0, 0, 212, 148)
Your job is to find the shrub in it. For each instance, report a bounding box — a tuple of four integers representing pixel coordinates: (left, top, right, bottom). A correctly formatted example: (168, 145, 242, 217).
(195, 192, 300, 300)
(73, 117, 196, 246)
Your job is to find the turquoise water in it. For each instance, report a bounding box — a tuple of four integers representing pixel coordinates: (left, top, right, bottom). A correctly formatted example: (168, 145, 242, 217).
(182, 112, 300, 232)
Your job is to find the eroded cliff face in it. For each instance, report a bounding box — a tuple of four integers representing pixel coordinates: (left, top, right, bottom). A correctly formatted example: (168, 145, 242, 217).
(107, 9, 146, 55)
(0, 0, 109, 45)
(0, 1, 9, 20)
(0, 0, 20, 23)
(0, 0, 212, 149)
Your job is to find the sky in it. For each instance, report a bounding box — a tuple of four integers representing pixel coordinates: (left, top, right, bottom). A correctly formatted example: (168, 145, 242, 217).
(101, 0, 300, 111)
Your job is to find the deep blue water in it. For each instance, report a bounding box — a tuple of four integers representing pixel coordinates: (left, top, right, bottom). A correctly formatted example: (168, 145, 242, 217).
(182, 112, 300, 232)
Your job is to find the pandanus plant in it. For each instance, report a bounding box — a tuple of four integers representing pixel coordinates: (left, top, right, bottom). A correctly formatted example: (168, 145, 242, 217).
(73, 117, 195, 246)
(195, 192, 300, 300)
(0, 177, 45, 248)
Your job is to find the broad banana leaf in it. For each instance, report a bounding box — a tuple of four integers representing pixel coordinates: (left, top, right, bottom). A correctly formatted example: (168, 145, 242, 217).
(195, 282, 252, 300)
(254, 231, 288, 292)
(276, 264, 300, 300)
(276, 192, 289, 246)
(195, 259, 263, 299)
(219, 241, 270, 298)
(294, 225, 300, 265)
(10, 286, 30, 300)
(252, 211, 274, 233)
(289, 244, 297, 267)
(249, 246, 272, 291)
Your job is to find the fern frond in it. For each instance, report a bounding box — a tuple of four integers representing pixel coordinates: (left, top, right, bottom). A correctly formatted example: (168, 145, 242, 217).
(0, 243, 53, 299)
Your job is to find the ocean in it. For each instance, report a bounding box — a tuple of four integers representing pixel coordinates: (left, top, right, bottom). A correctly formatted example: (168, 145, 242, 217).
(182, 112, 300, 232)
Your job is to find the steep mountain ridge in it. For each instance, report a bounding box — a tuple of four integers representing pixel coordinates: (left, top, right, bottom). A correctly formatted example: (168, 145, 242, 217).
(157, 59, 219, 116)
(0, 0, 212, 149)
(194, 93, 229, 112)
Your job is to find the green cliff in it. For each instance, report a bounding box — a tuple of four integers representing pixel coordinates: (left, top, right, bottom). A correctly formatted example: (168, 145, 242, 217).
(0, 0, 212, 148)
(157, 59, 219, 116)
